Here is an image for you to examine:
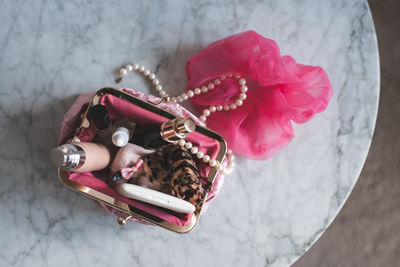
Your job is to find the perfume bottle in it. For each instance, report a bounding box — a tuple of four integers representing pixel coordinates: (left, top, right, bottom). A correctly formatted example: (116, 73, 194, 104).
(49, 142, 111, 172)
(111, 119, 136, 147)
(88, 104, 113, 143)
(131, 117, 196, 149)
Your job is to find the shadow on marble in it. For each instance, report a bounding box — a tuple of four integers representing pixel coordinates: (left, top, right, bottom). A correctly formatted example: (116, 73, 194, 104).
(1, 95, 111, 221)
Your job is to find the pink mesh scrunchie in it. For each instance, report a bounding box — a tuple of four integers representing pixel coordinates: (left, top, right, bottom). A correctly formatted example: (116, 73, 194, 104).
(187, 30, 333, 160)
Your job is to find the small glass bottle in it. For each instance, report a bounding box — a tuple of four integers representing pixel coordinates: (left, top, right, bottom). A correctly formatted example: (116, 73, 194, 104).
(111, 119, 136, 147)
(131, 117, 196, 149)
(88, 104, 113, 143)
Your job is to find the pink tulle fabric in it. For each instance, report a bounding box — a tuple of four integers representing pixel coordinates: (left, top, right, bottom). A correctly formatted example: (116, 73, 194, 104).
(187, 30, 333, 160)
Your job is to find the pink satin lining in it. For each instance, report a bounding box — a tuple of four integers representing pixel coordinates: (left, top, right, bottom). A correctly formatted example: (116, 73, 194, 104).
(63, 91, 221, 226)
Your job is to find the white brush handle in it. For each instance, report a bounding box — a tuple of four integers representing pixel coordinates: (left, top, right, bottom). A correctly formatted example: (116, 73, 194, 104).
(116, 183, 195, 214)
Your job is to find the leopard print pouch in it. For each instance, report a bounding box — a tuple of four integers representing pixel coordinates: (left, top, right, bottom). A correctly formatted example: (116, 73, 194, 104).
(143, 144, 208, 213)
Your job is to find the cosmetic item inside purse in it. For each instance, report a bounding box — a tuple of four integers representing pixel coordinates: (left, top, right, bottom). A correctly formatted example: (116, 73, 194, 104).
(65, 92, 221, 226)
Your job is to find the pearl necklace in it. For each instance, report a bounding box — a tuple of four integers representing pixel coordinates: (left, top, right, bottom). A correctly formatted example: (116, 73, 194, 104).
(118, 64, 247, 175)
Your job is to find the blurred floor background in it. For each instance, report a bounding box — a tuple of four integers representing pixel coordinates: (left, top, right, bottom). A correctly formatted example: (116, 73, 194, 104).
(293, 0, 400, 266)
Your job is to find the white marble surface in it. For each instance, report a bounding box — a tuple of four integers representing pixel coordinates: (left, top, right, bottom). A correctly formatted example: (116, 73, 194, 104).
(0, 0, 379, 266)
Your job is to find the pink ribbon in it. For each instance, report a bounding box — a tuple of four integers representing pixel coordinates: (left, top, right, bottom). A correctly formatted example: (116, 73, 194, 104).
(120, 159, 144, 179)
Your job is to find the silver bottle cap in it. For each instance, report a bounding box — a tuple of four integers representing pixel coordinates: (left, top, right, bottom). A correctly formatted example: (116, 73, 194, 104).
(49, 144, 86, 170)
(112, 127, 130, 147)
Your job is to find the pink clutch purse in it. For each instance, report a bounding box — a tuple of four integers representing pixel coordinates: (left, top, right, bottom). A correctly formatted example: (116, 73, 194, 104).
(57, 87, 227, 233)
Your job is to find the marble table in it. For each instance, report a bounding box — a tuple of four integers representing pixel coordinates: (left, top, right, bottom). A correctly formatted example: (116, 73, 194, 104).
(0, 0, 379, 266)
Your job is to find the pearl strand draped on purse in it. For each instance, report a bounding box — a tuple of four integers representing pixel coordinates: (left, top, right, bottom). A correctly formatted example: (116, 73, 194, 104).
(118, 64, 245, 175)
